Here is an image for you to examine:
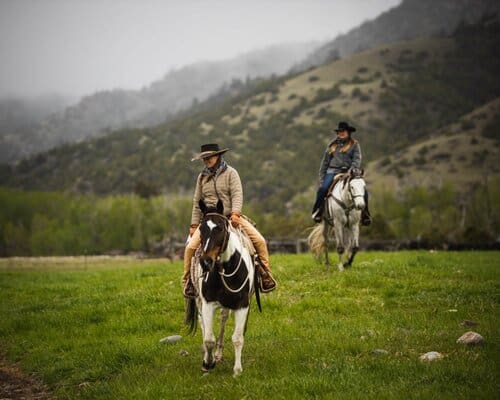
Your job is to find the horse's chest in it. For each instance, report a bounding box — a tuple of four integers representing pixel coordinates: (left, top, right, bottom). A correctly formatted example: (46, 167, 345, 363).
(202, 272, 250, 309)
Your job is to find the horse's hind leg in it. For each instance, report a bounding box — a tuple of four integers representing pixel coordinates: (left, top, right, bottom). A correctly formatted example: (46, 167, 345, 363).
(201, 303, 217, 372)
(215, 308, 230, 363)
(232, 307, 248, 377)
(323, 221, 330, 268)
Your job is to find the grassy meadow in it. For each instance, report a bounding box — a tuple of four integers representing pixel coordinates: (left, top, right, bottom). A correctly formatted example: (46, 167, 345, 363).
(0, 251, 498, 399)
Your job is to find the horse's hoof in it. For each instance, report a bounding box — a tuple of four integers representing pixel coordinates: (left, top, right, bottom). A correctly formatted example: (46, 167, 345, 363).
(338, 265, 344, 272)
(233, 367, 242, 377)
(202, 361, 215, 371)
(215, 355, 224, 363)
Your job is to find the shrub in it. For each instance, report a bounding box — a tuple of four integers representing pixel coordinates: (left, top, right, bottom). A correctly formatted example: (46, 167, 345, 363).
(314, 85, 341, 103)
(351, 88, 362, 98)
(380, 157, 392, 167)
(461, 120, 476, 130)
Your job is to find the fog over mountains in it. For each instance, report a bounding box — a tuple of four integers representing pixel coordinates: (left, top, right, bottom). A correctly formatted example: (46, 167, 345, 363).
(0, 42, 316, 163)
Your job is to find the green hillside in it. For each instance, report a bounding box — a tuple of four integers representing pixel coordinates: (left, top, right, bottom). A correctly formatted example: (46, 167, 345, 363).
(366, 97, 500, 193)
(1, 16, 499, 215)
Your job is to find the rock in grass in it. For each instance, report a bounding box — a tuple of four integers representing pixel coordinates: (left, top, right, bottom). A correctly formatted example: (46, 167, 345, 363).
(457, 331, 484, 346)
(460, 320, 479, 327)
(159, 335, 182, 344)
(420, 351, 443, 362)
(371, 349, 389, 356)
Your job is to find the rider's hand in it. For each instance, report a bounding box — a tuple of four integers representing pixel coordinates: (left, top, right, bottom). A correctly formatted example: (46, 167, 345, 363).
(230, 213, 241, 228)
(189, 224, 198, 236)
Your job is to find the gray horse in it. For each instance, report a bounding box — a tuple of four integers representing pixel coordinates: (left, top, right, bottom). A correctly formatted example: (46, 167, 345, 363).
(308, 170, 367, 270)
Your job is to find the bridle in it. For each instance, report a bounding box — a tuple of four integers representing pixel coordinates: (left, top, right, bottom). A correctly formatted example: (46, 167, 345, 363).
(201, 212, 230, 262)
(331, 176, 364, 209)
(348, 176, 365, 202)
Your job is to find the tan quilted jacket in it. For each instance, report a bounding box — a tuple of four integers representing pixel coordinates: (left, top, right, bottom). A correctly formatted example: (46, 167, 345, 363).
(190, 165, 243, 225)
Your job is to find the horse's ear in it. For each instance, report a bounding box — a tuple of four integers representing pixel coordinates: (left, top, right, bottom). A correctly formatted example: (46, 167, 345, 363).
(216, 199, 224, 215)
(199, 199, 207, 215)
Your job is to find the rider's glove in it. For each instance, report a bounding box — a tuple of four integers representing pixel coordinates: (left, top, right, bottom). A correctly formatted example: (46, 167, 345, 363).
(189, 224, 198, 236)
(230, 212, 241, 228)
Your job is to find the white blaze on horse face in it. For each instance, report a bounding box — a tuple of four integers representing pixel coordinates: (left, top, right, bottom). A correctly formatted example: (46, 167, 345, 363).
(203, 220, 218, 252)
(207, 220, 217, 230)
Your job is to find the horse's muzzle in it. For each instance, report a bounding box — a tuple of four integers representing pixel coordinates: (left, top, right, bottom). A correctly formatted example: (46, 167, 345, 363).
(354, 198, 365, 210)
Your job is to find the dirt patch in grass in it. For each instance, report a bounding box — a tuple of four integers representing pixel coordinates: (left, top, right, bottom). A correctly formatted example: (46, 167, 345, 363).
(0, 355, 51, 399)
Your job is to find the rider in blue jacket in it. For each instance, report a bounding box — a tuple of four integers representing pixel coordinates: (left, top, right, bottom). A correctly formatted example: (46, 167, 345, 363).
(311, 121, 372, 225)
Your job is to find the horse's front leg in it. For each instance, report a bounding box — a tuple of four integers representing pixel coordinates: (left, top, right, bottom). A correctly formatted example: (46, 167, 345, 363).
(232, 307, 249, 377)
(345, 223, 360, 268)
(334, 224, 345, 271)
(201, 302, 217, 372)
(215, 308, 230, 363)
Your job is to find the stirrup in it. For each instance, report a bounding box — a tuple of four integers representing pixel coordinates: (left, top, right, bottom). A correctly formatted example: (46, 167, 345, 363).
(183, 280, 196, 298)
(311, 209, 322, 223)
(259, 272, 277, 293)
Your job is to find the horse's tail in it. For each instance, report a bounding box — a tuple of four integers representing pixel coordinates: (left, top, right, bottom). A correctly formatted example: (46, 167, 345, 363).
(307, 223, 325, 259)
(184, 298, 197, 334)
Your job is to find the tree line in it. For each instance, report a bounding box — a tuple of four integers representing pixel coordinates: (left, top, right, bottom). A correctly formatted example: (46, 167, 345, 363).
(1, 178, 498, 257)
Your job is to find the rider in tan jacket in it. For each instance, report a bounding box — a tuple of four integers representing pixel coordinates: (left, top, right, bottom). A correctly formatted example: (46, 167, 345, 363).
(182, 143, 276, 297)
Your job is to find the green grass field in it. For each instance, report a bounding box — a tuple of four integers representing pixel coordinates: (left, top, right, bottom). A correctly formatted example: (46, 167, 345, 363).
(0, 252, 498, 399)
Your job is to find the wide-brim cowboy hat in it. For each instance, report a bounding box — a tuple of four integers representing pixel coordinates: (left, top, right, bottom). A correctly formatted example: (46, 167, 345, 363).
(191, 143, 229, 161)
(334, 121, 356, 133)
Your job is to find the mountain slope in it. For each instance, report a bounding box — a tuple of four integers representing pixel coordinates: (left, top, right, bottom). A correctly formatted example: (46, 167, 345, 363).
(365, 97, 500, 193)
(298, 0, 499, 69)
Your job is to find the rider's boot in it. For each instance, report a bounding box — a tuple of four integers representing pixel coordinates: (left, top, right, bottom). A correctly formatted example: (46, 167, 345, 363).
(182, 247, 196, 298)
(256, 257, 277, 293)
(361, 191, 372, 226)
(311, 203, 324, 223)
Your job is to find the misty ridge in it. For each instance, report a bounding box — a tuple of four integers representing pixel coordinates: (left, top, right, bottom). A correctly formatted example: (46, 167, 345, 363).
(297, 0, 500, 69)
(1, 0, 498, 165)
(0, 42, 317, 164)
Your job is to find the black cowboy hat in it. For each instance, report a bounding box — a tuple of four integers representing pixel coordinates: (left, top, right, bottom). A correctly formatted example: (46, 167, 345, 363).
(191, 143, 229, 161)
(335, 121, 356, 133)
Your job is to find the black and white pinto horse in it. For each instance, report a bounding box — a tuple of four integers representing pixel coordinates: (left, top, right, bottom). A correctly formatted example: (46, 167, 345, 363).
(185, 200, 256, 376)
(308, 170, 367, 271)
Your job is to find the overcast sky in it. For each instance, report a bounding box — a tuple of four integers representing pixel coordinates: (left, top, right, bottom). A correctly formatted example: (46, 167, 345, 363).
(0, 0, 401, 98)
